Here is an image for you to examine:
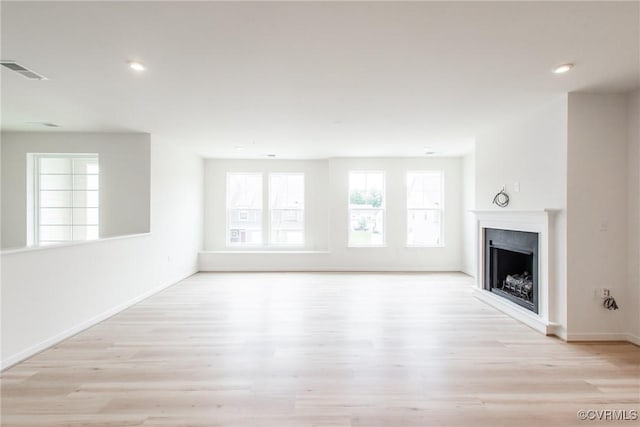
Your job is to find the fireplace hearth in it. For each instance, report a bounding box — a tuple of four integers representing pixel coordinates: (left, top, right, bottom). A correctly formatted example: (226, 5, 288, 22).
(484, 228, 539, 313)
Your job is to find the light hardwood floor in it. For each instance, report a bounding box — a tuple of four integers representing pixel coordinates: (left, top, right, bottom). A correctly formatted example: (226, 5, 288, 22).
(1, 272, 639, 426)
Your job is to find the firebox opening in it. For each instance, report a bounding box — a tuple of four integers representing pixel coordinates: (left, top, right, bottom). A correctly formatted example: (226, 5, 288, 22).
(484, 228, 539, 314)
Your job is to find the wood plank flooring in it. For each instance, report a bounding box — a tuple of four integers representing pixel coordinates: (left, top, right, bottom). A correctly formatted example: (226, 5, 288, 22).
(2, 272, 639, 426)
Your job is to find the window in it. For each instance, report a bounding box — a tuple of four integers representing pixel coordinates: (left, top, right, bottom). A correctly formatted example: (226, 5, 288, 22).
(227, 173, 263, 245)
(348, 171, 385, 246)
(31, 154, 99, 246)
(407, 171, 443, 246)
(269, 173, 304, 245)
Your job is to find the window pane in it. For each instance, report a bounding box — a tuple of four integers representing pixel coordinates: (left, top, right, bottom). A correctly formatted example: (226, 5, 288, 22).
(40, 190, 73, 208)
(227, 173, 262, 245)
(349, 209, 384, 246)
(40, 174, 72, 190)
(73, 190, 99, 208)
(349, 171, 385, 246)
(407, 172, 441, 209)
(228, 209, 262, 244)
(72, 158, 99, 174)
(227, 173, 262, 209)
(269, 174, 304, 209)
(349, 172, 384, 208)
(272, 230, 303, 245)
(407, 209, 442, 246)
(39, 157, 71, 174)
(39, 225, 72, 241)
(72, 208, 99, 225)
(72, 225, 99, 241)
(39, 208, 72, 225)
(271, 209, 304, 245)
(73, 174, 99, 190)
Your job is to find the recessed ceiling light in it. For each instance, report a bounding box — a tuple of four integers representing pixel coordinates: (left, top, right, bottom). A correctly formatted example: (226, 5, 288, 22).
(128, 61, 146, 72)
(234, 146, 244, 151)
(553, 63, 574, 74)
(424, 151, 437, 156)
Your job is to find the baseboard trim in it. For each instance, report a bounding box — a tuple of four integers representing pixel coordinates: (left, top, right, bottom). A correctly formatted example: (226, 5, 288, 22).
(1, 267, 197, 371)
(566, 332, 640, 345)
(199, 266, 462, 272)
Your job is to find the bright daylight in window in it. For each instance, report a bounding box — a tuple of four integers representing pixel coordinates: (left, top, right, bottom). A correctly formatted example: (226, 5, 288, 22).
(269, 173, 304, 245)
(227, 173, 263, 245)
(407, 171, 443, 246)
(348, 171, 385, 246)
(32, 154, 99, 246)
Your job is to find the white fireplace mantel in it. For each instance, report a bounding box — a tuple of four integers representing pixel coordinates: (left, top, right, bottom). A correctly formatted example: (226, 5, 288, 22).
(471, 209, 560, 335)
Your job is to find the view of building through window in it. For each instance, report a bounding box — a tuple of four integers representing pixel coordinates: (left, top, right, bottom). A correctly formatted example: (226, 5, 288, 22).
(32, 154, 99, 246)
(269, 173, 304, 245)
(227, 173, 263, 245)
(407, 171, 443, 246)
(348, 171, 385, 246)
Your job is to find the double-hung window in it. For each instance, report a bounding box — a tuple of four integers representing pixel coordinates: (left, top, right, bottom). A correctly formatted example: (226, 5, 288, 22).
(269, 173, 304, 245)
(227, 172, 305, 246)
(348, 171, 385, 246)
(31, 154, 99, 246)
(406, 171, 443, 246)
(227, 173, 263, 245)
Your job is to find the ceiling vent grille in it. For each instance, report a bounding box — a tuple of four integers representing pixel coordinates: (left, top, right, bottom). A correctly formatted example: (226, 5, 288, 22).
(0, 61, 47, 80)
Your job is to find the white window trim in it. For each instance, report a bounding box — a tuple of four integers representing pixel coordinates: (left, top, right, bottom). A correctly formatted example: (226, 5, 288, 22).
(348, 170, 386, 248)
(406, 170, 445, 248)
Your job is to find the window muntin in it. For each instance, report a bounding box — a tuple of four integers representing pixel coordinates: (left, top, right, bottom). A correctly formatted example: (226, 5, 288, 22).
(227, 173, 263, 245)
(407, 171, 443, 246)
(348, 171, 385, 246)
(269, 173, 304, 245)
(33, 154, 99, 246)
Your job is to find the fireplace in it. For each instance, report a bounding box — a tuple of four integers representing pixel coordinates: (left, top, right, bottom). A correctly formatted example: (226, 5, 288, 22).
(484, 228, 539, 313)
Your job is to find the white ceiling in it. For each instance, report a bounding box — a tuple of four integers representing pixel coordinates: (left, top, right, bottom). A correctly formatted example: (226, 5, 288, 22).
(1, 1, 638, 158)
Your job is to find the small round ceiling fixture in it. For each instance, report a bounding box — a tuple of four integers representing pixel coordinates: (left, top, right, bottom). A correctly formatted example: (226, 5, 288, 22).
(553, 63, 574, 74)
(128, 61, 146, 72)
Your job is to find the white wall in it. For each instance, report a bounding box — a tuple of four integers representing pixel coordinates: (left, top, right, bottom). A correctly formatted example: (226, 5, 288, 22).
(201, 157, 463, 271)
(461, 152, 476, 276)
(566, 93, 629, 341)
(1, 132, 151, 249)
(475, 96, 568, 336)
(1, 137, 203, 369)
(627, 90, 640, 343)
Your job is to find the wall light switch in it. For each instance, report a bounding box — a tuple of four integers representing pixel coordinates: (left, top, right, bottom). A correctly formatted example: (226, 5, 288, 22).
(514, 182, 520, 192)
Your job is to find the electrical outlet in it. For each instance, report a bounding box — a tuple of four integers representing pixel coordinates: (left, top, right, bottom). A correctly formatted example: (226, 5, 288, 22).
(602, 288, 610, 298)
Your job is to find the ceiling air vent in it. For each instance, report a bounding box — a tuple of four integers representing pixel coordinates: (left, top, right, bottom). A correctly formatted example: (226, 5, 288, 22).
(0, 60, 47, 80)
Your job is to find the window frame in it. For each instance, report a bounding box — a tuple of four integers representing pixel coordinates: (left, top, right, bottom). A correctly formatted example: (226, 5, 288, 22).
(30, 153, 100, 246)
(347, 170, 386, 248)
(406, 170, 445, 248)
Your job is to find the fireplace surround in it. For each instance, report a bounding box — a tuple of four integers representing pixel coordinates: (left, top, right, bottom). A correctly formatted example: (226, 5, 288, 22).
(472, 209, 558, 336)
